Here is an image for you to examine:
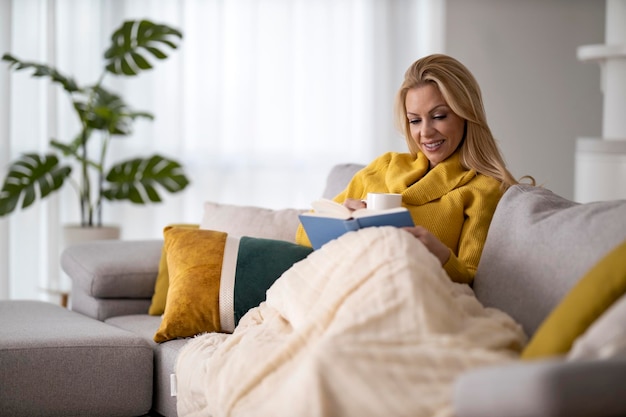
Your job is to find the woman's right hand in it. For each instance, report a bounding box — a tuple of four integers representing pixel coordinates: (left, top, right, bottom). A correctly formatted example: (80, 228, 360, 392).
(402, 226, 451, 266)
(343, 198, 367, 211)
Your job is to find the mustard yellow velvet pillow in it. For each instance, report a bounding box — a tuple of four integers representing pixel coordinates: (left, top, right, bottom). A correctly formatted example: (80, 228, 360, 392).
(148, 224, 199, 316)
(153, 227, 227, 343)
(522, 239, 626, 359)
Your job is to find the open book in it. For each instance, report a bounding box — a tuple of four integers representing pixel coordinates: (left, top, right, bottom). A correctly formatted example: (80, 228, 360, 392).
(299, 198, 414, 249)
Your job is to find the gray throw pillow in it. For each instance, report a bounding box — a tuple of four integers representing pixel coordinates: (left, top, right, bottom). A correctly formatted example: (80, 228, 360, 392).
(473, 184, 626, 337)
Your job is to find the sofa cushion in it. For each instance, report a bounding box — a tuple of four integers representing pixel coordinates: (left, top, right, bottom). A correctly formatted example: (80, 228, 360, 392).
(105, 314, 187, 417)
(153, 227, 312, 343)
(567, 290, 626, 360)
(521, 239, 626, 359)
(0, 300, 153, 417)
(201, 201, 306, 242)
(473, 184, 626, 337)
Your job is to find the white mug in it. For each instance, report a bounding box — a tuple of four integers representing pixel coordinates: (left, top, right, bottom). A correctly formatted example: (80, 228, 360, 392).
(366, 192, 402, 210)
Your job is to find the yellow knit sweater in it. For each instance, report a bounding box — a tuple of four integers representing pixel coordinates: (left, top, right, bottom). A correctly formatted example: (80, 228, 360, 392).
(295, 150, 503, 284)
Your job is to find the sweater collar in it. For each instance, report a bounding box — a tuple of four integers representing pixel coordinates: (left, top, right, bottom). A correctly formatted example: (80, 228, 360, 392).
(388, 150, 477, 205)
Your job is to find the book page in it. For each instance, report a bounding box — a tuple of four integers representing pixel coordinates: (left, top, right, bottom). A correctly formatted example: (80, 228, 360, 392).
(307, 199, 409, 220)
(309, 199, 352, 219)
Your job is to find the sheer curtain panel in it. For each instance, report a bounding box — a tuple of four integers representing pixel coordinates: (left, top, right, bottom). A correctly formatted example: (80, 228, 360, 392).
(0, 0, 443, 302)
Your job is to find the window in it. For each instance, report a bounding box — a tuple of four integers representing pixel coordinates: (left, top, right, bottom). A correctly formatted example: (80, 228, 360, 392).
(0, 0, 443, 301)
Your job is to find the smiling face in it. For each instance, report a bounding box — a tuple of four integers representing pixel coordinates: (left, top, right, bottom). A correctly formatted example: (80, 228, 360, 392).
(405, 83, 465, 168)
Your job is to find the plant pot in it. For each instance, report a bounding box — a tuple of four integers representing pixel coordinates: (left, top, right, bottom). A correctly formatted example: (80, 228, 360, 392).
(62, 224, 121, 248)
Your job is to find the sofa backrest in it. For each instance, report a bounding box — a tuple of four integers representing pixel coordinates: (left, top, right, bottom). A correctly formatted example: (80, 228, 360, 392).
(322, 163, 364, 199)
(473, 184, 626, 337)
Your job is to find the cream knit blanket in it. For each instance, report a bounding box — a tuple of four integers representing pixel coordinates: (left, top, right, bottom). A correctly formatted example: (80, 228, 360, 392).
(175, 226, 526, 417)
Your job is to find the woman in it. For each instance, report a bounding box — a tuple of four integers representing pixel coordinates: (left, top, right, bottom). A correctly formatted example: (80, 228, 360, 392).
(177, 54, 530, 417)
(296, 54, 534, 284)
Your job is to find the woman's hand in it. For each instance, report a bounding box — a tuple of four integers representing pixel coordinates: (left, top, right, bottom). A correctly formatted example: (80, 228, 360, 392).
(343, 198, 367, 211)
(402, 226, 451, 266)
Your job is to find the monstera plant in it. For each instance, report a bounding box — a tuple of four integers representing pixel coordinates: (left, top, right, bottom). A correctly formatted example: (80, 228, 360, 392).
(0, 19, 189, 227)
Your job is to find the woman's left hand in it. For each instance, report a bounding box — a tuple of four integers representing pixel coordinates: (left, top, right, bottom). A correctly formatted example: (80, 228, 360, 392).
(343, 198, 367, 211)
(402, 226, 451, 266)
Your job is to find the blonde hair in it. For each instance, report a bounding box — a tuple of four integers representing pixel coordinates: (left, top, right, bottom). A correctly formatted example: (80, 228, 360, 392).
(394, 54, 533, 190)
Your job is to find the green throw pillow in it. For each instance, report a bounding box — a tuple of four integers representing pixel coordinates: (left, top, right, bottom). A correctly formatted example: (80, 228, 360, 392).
(233, 236, 313, 324)
(522, 239, 626, 359)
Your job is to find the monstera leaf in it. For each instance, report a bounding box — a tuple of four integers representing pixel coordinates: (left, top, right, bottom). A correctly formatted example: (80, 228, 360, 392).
(103, 155, 190, 203)
(0, 154, 72, 216)
(104, 20, 183, 76)
(1, 54, 80, 93)
(73, 86, 153, 135)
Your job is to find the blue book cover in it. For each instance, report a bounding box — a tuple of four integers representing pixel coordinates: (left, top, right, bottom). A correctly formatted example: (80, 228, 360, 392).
(299, 206, 414, 250)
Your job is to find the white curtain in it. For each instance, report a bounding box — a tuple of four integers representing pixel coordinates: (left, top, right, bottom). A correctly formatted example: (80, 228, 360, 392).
(0, 0, 444, 302)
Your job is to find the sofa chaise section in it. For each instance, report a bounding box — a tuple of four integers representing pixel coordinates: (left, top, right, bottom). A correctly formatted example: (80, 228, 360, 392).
(0, 300, 153, 417)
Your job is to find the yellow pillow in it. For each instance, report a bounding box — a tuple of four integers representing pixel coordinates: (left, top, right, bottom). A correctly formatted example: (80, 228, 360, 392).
(153, 227, 226, 343)
(148, 224, 199, 316)
(522, 239, 626, 359)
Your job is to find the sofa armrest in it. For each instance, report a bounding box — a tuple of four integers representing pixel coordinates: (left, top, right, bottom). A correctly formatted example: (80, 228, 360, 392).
(453, 356, 626, 417)
(61, 239, 163, 320)
(61, 239, 163, 299)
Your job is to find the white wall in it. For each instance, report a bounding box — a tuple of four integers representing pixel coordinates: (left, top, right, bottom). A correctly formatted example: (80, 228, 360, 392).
(445, 0, 605, 199)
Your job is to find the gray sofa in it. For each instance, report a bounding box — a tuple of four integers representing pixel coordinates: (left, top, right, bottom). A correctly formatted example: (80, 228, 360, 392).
(57, 163, 626, 417)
